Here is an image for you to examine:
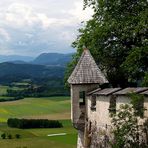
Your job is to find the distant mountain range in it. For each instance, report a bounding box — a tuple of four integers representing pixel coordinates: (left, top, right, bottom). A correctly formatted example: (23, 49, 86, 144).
(0, 62, 65, 84)
(0, 53, 73, 66)
(0, 52, 74, 84)
(0, 55, 33, 63)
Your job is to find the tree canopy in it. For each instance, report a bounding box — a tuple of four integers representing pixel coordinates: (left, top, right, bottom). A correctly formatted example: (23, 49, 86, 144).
(66, 0, 148, 87)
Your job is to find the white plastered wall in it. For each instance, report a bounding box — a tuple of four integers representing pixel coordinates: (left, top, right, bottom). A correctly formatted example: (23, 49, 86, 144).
(144, 96, 148, 118)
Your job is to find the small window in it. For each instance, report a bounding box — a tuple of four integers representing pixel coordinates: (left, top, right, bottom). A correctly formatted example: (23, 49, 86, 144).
(91, 95, 96, 111)
(109, 95, 116, 114)
(79, 91, 85, 106)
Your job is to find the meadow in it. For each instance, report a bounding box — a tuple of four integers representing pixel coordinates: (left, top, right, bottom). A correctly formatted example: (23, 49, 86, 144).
(0, 96, 77, 148)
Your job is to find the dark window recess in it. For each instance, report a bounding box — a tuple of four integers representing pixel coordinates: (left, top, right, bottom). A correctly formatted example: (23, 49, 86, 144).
(109, 95, 116, 114)
(91, 95, 96, 111)
(79, 91, 85, 106)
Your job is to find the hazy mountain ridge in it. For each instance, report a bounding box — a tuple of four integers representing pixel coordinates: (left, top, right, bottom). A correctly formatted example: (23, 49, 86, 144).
(0, 53, 74, 66)
(0, 55, 34, 63)
(0, 52, 73, 85)
(31, 53, 73, 66)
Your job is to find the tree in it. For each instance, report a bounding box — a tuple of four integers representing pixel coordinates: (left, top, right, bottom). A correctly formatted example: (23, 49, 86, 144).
(8, 134, 12, 139)
(66, 0, 148, 87)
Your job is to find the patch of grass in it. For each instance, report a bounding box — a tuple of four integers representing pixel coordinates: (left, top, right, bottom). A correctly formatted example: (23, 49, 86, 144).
(0, 120, 77, 148)
(0, 86, 9, 95)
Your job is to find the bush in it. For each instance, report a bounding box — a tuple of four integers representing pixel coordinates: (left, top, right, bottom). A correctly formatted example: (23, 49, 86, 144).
(1, 133, 6, 139)
(7, 118, 63, 129)
(111, 104, 148, 147)
(15, 134, 21, 139)
(8, 134, 12, 139)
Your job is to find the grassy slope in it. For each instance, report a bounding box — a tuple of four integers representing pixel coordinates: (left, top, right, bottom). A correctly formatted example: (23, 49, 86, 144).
(0, 97, 71, 122)
(0, 120, 77, 148)
(0, 97, 77, 148)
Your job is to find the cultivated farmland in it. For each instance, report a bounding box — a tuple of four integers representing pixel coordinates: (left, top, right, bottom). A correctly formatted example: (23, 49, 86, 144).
(0, 97, 77, 148)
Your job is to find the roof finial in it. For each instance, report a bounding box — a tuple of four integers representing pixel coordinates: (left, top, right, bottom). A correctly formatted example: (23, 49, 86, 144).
(83, 45, 88, 51)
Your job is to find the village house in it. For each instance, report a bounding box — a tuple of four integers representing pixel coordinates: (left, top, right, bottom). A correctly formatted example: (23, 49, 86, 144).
(68, 49, 148, 148)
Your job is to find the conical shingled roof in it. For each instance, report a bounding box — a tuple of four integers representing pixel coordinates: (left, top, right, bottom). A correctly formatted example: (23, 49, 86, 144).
(68, 49, 108, 84)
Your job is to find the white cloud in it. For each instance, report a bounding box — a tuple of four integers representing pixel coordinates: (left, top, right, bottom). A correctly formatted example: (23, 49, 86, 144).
(4, 3, 41, 28)
(0, 0, 93, 56)
(67, 1, 93, 22)
(0, 28, 11, 42)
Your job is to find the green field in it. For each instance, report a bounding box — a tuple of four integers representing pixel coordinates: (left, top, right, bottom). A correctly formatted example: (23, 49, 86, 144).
(0, 96, 77, 148)
(0, 86, 9, 95)
(0, 97, 71, 122)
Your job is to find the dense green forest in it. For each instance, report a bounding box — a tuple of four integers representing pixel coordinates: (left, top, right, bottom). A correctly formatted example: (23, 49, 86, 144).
(0, 62, 69, 98)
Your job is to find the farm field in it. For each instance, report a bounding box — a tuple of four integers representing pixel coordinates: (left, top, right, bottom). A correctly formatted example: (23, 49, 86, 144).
(0, 97, 71, 122)
(0, 85, 8, 95)
(0, 96, 77, 148)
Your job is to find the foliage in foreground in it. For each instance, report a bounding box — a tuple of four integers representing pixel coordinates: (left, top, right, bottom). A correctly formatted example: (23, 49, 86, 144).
(111, 104, 148, 148)
(65, 0, 148, 87)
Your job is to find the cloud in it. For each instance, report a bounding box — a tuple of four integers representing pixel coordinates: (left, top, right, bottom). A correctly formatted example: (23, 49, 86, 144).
(68, 1, 93, 22)
(0, 0, 93, 56)
(0, 28, 11, 42)
(4, 3, 44, 28)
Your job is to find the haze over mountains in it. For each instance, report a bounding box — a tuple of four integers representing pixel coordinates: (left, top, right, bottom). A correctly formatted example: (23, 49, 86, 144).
(0, 53, 73, 66)
(0, 55, 33, 63)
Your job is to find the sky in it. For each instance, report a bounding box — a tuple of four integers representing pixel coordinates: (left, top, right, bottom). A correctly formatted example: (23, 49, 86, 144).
(0, 0, 93, 56)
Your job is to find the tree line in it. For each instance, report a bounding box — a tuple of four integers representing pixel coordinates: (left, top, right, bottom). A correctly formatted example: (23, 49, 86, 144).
(7, 118, 63, 129)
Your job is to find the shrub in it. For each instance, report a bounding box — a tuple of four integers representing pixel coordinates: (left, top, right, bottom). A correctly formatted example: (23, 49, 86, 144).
(8, 134, 12, 139)
(1, 133, 6, 139)
(15, 134, 21, 139)
(111, 104, 148, 147)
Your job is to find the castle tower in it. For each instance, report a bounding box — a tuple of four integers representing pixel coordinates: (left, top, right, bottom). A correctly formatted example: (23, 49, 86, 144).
(68, 48, 108, 147)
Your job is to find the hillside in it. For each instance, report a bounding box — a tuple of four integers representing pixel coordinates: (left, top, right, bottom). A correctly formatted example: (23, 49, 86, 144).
(0, 62, 65, 77)
(0, 62, 65, 84)
(32, 53, 73, 66)
(0, 53, 73, 66)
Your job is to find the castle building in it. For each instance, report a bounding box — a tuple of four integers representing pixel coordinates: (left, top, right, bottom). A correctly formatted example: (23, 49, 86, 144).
(68, 49, 148, 148)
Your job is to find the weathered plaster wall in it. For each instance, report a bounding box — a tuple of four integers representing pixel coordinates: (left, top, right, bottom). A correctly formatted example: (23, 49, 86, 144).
(96, 96, 111, 125)
(77, 130, 84, 148)
(71, 84, 99, 148)
(116, 95, 131, 109)
(87, 96, 112, 148)
(76, 93, 148, 148)
(144, 96, 148, 118)
(71, 84, 98, 126)
(87, 95, 112, 126)
(87, 96, 97, 122)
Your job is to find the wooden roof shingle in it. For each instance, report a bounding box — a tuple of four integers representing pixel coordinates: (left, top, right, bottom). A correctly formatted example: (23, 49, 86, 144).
(140, 90, 148, 95)
(93, 88, 121, 96)
(114, 87, 148, 95)
(68, 49, 108, 84)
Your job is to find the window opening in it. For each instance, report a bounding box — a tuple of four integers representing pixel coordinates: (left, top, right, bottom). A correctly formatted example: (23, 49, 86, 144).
(109, 95, 116, 114)
(91, 95, 96, 111)
(79, 91, 85, 106)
